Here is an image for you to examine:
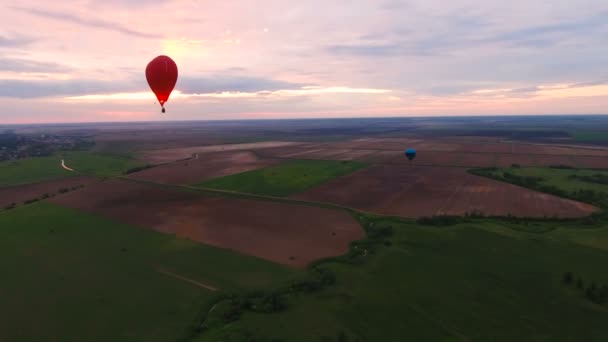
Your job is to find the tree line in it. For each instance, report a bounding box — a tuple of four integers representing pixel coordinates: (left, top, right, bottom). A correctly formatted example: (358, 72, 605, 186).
(563, 272, 608, 305)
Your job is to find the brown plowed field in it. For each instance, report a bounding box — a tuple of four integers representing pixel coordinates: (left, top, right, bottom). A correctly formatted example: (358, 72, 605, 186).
(129, 151, 280, 185)
(0, 176, 97, 209)
(140, 141, 303, 164)
(533, 155, 577, 167)
(294, 149, 353, 160)
(49, 179, 364, 268)
(494, 154, 537, 167)
(573, 156, 608, 169)
(334, 149, 377, 161)
(293, 165, 597, 218)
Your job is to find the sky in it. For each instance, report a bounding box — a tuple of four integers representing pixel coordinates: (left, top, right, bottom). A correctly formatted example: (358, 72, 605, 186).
(1, 0, 607, 123)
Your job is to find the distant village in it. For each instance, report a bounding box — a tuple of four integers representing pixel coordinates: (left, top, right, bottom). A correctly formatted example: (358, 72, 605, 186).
(0, 130, 94, 161)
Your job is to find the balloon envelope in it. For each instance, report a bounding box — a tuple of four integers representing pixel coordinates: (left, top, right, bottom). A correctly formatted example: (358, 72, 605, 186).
(404, 148, 416, 161)
(145, 55, 178, 109)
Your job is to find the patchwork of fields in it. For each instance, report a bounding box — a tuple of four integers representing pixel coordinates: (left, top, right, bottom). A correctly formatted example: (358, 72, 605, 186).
(3, 135, 608, 341)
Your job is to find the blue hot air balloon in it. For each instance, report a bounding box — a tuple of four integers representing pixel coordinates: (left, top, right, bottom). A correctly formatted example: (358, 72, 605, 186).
(404, 148, 416, 161)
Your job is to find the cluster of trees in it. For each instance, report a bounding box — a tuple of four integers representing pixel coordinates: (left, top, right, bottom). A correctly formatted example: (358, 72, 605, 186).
(2, 185, 85, 211)
(218, 266, 337, 325)
(222, 290, 288, 323)
(339, 219, 393, 263)
(123, 164, 154, 175)
(563, 272, 608, 305)
(470, 168, 608, 208)
(417, 215, 465, 226)
(569, 173, 608, 185)
(469, 168, 544, 188)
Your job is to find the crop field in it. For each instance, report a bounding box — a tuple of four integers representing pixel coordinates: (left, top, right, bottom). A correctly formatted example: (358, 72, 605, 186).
(49, 179, 364, 267)
(5, 118, 608, 341)
(0, 156, 72, 186)
(293, 165, 597, 218)
(0, 202, 299, 342)
(129, 151, 280, 185)
(138, 141, 303, 164)
(62, 151, 141, 177)
(200, 216, 608, 342)
(0, 152, 140, 186)
(479, 167, 608, 195)
(198, 159, 368, 197)
(0, 175, 97, 209)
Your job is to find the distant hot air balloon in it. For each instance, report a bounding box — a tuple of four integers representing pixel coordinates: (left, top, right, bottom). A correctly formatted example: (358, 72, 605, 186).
(404, 148, 416, 161)
(145, 55, 178, 113)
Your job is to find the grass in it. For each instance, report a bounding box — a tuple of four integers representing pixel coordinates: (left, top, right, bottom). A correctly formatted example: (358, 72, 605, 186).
(197, 160, 368, 197)
(0, 152, 142, 186)
(0, 202, 300, 342)
(199, 217, 608, 342)
(489, 167, 608, 194)
(570, 131, 608, 144)
(471, 166, 608, 208)
(61, 151, 141, 178)
(0, 156, 71, 186)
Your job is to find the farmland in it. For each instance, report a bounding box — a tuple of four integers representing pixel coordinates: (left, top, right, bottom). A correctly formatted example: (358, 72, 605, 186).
(3, 116, 608, 341)
(129, 151, 280, 185)
(198, 159, 368, 197)
(49, 179, 365, 267)
(0, 202, 299, 342)
(293, 165, 597, 218)
(0, 152, 140, 186)
(200, 216, 608, 342)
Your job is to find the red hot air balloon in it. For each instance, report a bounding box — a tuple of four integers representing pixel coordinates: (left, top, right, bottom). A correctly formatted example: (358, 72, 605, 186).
(145, 55, 178, 113)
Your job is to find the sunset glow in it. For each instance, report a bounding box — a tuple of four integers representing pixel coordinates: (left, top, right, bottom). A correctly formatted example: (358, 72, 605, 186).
(1, 0, 607, 123)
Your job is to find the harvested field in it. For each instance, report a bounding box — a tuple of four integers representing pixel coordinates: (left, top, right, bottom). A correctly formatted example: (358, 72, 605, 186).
(572, 156, 608, 169)
(0, 176, 97, 209)
(49, 179, 364, 267)
(333, 149, 377, 161)
(129, 151, 280, 185)
(495, 154, 537, 167)
(452, 153, 497, 168)
(291, 148, 353, 160)
(293, 165, 597, 218)
(140, 141, 303, 164)
(533, 155, 578, 167)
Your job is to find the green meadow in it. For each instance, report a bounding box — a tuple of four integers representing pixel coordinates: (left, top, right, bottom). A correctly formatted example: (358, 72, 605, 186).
(200, 216, 608, 342)
(0, 202, 299, 342)
(197, 160, 368, 197)
(0, 152, 142, 186)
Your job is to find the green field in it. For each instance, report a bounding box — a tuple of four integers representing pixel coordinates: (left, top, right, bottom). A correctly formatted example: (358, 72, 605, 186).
(0, 202, 300, 342)
(0, 152, 141, 186)
(472, 166, 608, 208)
(570, 131, 608, 144)
(197, 160, 368, 197)
(62, 151, 141, 177)
(200, 216, 608, 342)
(0, 156, 71, 186)
(485, 167, 608, 193)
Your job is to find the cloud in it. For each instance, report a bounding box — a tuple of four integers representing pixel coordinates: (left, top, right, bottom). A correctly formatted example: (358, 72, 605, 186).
(0, 35, 37, 48)
(0, 79, 138, 98)
(65, 86, 391, 101)
(486, 11, 608, 47)
(178, 76, 312, 94)
(0, 75, 313, 99)
(0, 57, 71, 73)
(13, 7, 160, 38)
